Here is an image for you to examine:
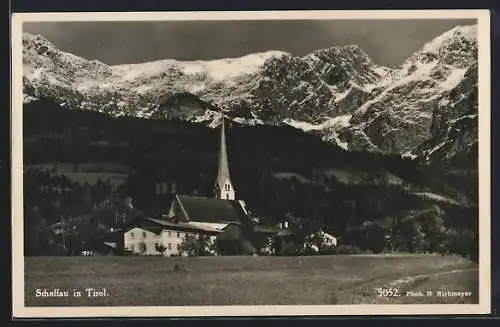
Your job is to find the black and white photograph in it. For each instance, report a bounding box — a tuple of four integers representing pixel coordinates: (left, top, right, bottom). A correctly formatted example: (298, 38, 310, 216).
(11, 10, 491, 317)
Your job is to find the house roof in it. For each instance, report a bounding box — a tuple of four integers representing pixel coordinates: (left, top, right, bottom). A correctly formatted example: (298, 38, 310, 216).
(124, 217, 224, 235)
(253, 225, 294, 236)
(103, 242, 117, 248)
(146, 217, 223, 234)
(123, 220, 163, 234)
(176, 194, 247, 224)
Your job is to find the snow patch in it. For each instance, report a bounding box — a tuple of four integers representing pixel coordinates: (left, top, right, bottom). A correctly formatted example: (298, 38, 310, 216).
(23, 94, 38, 103)
(321, 115, 353, 150)
(425, 141, 448, 157)
(334, 87, 353, 103)
(448, 114, 478, 125)
(232, 117, 264, 126)
(440, 68, 467, 90)
(329, 135, 349, 151)
(438, 98, 450, 107)
(373, 65, 393, 78)
(402, 151, 418, 160)
(185, 83, 207, 93)
(283, 119, 321, 132)
(192, 110, 221, 125)
(412, 192, 461, 205)
(284, 114, 352, 133)
(351, 81, 376, 93)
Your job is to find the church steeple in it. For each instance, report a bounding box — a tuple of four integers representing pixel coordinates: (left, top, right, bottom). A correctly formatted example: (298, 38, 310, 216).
(215, 116, 235, 200)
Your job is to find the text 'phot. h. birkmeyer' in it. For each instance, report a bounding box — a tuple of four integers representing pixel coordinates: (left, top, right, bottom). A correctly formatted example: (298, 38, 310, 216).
(10, 9, 491, 318)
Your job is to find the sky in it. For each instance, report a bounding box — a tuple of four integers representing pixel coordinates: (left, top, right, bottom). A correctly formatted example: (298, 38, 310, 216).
(23, 19, 476, 68)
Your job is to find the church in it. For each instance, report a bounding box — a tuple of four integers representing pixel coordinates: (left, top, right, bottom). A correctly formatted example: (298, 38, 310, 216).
(123, 116, 258, 256)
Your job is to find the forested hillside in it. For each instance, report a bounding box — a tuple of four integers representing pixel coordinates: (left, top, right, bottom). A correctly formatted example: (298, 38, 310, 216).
(23, 99, 478, 259)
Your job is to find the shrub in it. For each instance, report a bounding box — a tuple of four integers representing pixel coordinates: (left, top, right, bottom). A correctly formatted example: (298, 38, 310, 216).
(178, 234, 217, 257)
(155, 244, 167, 256)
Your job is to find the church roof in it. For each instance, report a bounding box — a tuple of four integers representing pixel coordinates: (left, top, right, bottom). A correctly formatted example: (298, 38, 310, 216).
(176, 194, 247, 224)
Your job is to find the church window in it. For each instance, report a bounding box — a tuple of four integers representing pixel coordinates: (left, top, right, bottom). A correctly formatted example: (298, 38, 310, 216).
(142, 231, 146, 238)
(225, 184, 230, 191)
(168, 243, 172, 250)
(177, 232, 180, 238)
(130, 232, 134, 238)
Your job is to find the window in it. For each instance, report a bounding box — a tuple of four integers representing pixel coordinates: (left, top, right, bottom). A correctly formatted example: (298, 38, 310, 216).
(225, 184, 230, 191)
(143, 231, 146, 238)
(168, 243, 172, 250)
(177, 232, 180, 239)
(168, 231, 172, 237)
(130, 232, 134, 238)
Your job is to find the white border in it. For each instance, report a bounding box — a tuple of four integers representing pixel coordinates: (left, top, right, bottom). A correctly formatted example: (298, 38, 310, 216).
(11, 10, 491, 318)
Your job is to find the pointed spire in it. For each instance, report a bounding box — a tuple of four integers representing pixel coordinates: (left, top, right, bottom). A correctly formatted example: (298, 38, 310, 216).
(217, 116, 230, 187)
(215, 115, 235, 200)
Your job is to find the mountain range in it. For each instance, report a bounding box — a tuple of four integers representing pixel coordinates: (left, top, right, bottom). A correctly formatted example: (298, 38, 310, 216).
(22, 24, 478, 164)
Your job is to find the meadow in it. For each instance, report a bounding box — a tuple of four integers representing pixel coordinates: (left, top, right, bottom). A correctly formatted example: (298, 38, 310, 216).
(24, 254, 479, 306)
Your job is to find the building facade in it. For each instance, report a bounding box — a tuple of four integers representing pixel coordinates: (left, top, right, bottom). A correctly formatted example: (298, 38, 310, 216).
(124, 218, 220, 256)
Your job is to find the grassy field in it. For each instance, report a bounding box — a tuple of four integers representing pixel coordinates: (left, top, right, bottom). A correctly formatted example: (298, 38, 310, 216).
(24, 254, 479, 306)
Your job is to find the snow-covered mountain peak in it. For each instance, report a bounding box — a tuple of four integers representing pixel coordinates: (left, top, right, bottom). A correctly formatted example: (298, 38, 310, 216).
(23, 33, 53, 49)
(309, 44, 374, 64)
(373, 24, 477, 92)
(22, 25, 478, 164)
(407, 24, 477, 70)
(421, 24, 477, 54)
(339, 25, 478, 157)
(23, 32, 112, 85)
(23, 32, 108, 68)
(23, 33, 61, 53)
(305, 44, 391, 83)
(113, 50, 290, 83)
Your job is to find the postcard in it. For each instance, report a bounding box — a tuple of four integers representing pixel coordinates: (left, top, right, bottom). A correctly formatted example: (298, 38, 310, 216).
(11, 9, 491, 317)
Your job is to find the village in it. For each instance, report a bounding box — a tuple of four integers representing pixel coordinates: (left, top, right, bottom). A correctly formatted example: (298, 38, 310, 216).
(74, 117, 340, 258)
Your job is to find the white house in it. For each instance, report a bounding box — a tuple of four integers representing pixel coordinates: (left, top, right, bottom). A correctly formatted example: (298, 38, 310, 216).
(124, 218, 222, 256)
